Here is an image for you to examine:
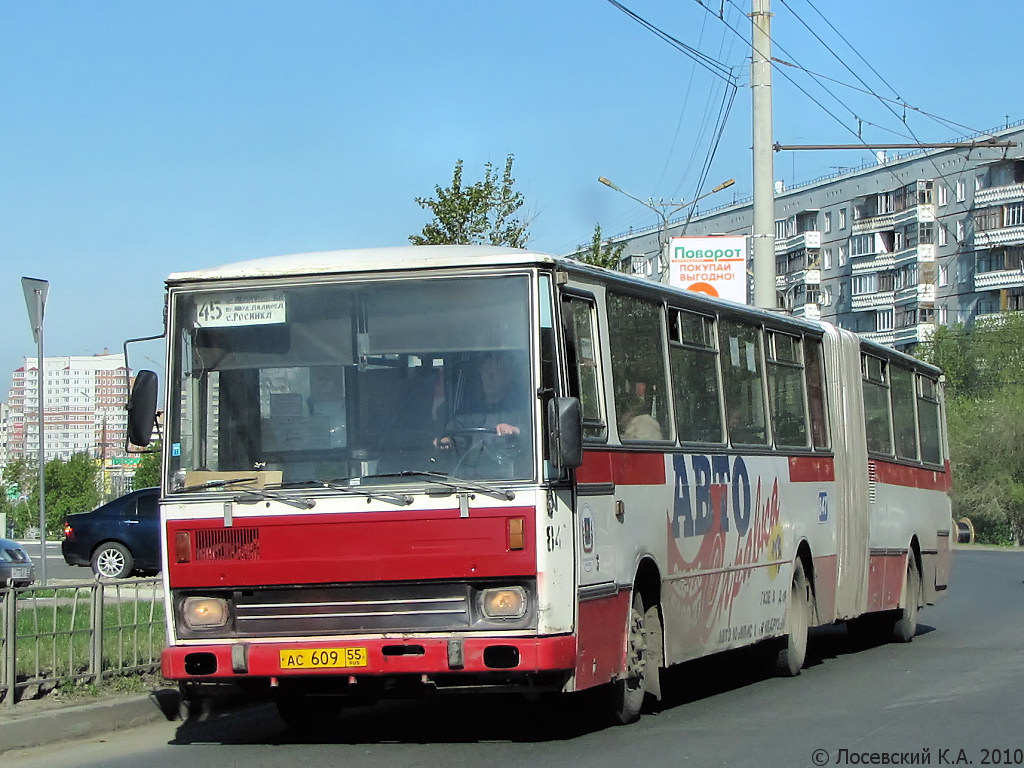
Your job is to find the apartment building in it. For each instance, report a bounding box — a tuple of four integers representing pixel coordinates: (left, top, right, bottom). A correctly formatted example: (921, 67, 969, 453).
(4, 352, 131, 468)
(602, 121, 1024, 351)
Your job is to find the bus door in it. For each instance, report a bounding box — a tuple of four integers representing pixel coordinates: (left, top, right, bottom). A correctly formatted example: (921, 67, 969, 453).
(560, 290, 628, 690)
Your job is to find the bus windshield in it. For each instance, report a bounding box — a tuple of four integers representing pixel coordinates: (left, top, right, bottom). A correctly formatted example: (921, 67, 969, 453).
(165, 274, 535, 490)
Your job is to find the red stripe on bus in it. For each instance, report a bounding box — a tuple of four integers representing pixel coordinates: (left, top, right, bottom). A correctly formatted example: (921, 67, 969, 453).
(578, 450, 666, 486)
(788, 455, 836, 483)
(871, 459, 951, 492)
(166, 507, 536, 589)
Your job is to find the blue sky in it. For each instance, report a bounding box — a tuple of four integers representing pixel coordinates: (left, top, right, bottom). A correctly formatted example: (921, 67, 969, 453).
(1, 0, 1019, 381)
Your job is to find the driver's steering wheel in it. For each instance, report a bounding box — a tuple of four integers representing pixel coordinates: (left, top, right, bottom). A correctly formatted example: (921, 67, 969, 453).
(439, 427, 517, 477)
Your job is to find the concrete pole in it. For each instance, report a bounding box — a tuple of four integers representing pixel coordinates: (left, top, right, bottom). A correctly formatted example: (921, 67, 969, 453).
(750, 0, 777, 308)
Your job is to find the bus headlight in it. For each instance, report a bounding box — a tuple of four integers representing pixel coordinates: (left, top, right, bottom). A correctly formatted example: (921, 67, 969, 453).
(479, 587, 527, 619)
(182, 596, 230, 629)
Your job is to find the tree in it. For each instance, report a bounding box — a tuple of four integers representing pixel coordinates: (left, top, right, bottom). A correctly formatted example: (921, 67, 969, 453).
(34, 453, 100, 535)
(133, 443, 162, 489)
(410, 154, 529, 247)
(2, 457, 37, 537)
(574, 223, 625, 269)
(917, 314, 1024, 544)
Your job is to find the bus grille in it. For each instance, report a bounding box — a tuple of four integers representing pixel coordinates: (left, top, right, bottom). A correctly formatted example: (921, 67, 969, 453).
(231, 583, 473, 637)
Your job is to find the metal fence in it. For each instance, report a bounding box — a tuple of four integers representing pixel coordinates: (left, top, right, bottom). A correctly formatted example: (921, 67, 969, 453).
(0, 577, 165, 707)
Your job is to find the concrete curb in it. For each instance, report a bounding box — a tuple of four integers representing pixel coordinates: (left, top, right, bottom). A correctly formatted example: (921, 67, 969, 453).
(0, 689, 180, 753)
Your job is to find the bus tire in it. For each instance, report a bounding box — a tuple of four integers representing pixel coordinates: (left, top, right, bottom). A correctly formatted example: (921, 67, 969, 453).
(776, 558, 811, 677)
(892, 556, 921, 643)
(609, 590, 648, 725)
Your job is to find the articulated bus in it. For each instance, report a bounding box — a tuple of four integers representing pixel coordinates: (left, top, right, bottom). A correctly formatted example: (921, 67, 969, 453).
(126, 245, 952, 727)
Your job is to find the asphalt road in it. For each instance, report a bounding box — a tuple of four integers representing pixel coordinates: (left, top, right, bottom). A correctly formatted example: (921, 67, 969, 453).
(17, 538, 88, 581)
(7, 548, 1022, 768)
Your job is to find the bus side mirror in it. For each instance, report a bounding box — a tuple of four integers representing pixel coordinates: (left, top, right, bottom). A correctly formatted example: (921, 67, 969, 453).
(548, 397, 583, 469)
(127, 370, 159, 448)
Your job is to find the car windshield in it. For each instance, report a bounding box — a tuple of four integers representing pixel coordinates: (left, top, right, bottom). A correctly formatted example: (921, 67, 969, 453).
(165, 274, 536, 491)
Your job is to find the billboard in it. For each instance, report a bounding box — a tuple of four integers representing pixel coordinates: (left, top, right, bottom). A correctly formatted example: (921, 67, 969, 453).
(668, 235, 748, 304)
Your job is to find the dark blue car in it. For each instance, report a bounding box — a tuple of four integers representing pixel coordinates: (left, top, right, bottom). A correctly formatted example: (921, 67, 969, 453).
(61, 487, 161, 578)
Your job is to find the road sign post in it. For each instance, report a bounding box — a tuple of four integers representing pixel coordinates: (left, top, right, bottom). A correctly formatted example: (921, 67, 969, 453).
(22, 277, 49, 586)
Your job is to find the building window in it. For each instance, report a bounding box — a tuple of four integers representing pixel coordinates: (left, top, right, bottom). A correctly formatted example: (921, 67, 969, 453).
(876, 309, 894, 331)
(938, 224, 948, 247)
(956, 220, 965, 241)
(853, 274, 878, 295)
(824, 211, 832, 233)
(938, 183, 948, 206)
(1004, 202, 1024, 227)
(839, 208, 847, 229)
(823, 247, 833, 269)
(956, 179, 966, 202)
(938, 264, 948, 287)
(850, 234, 875, 257)
(839, 244, 848, 266)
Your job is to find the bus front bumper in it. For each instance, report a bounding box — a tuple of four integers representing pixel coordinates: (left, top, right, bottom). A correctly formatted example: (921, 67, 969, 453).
(162, 634, 578, 683)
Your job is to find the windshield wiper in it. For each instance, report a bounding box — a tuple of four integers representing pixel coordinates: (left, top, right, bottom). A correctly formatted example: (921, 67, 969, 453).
(176, 477, 262, 493)
(231, 485, 317, 510)
(319, 480, 414, 507)
(370, 471, 516, 502)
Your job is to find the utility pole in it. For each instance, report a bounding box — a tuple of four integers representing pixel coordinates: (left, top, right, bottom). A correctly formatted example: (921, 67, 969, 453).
(750, 0, 776, 309)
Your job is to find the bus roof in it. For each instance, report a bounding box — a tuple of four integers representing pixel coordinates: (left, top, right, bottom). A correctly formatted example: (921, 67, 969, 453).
(164, 244, 940, 378)
(166, 245, 554, 284)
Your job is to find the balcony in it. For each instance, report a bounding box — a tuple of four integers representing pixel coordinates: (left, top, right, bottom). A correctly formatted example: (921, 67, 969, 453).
(894, 203, 935, 229)
(973, 182, 1024, 206)
(974, 225, 1024, 248)
(893, 323, 936, 346)
(974, 268, 1024, 291)
(852, 213, 896, 235)
(775, 230, 821, 254)
(851, 252, 897, 274)
(851, 291, 896, 311)
(861, 329, 896, 346)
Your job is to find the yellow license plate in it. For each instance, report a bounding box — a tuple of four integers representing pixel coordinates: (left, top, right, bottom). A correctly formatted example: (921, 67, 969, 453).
(279, 647, 368, 670)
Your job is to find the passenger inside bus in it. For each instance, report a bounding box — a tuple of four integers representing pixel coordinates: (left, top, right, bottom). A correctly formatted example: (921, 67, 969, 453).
(616, 393, 663, 441)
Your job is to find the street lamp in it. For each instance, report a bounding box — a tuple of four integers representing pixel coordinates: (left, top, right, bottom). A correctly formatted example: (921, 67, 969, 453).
(597, 177, 736, 279)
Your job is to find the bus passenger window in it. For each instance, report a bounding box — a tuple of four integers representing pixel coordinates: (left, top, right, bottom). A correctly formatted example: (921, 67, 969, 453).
(767, 331, 809, 449)
(719, 319, 768, 447)
(669, 309, 724, 444)
(862, 355, 893, 455)
(891, 365, 918, 461)
(608, 293, 672, 443)
(917, 375, 943, 465)
(804, 338, 829, 449)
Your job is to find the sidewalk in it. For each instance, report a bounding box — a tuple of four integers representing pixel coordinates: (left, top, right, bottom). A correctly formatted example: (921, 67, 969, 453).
(0, 686, 181, 753)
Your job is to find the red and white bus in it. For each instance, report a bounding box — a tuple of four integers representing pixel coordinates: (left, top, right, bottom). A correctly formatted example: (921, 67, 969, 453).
(126, 245, 952, 726)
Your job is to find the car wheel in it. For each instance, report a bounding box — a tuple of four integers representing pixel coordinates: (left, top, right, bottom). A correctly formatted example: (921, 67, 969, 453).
(91, 542, 134, 578)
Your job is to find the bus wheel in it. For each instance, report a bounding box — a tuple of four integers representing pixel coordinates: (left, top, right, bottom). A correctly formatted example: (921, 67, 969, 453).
(892, 557, 922, 643)
(609, 590, 648, 725)
(776, 559, 811, 677)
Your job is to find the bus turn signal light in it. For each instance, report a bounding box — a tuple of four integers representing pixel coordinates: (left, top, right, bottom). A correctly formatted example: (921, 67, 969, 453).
(508, 517, 525, 550)
(175, 531, 191, 563)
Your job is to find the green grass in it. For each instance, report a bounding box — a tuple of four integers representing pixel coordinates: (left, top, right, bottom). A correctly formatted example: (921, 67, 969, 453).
(12, 588, 166, 683)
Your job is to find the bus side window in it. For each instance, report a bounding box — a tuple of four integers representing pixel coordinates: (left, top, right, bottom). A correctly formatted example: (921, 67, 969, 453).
(719, 319, 768, 447)
(862, 354, 893, 455)
(562, 294, 607, 441)
(917, 374, 943, 465)
(766, 330, 809, 449)
(669, 308, 724, 444)
(804, 337, 830, 450)
(891, 364, 918, 461)
(607, 293, 672, 443)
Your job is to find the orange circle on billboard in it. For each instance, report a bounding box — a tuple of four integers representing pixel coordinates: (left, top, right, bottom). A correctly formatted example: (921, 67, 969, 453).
(686, 281, 720, 297)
